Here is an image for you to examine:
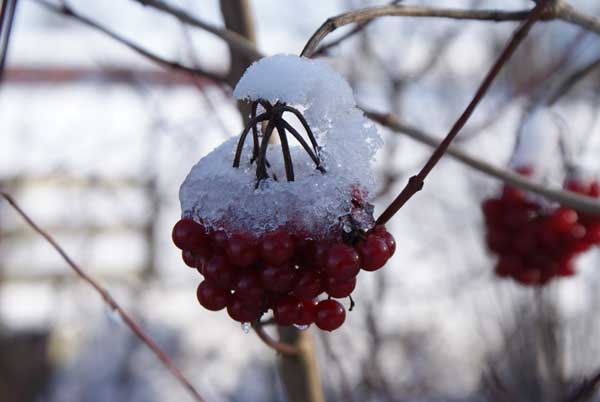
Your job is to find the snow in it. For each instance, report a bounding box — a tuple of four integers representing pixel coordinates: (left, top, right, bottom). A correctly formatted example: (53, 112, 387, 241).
(180, 54, 382, 237)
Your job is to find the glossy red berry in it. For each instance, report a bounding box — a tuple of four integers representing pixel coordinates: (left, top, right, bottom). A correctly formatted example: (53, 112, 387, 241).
(204, 255, 237, 289)
(172, 218, 208, 251)
(260, 230, 295, 266)
(550, 208, 578, 232)
(358, 235, 389, 271)
(273, 295, 302, 326)
(494, 254, 522, 277)
(211, 229, 229, 251)
(324, 244, 360, 280)
(260, 263, 297, 293)
(315, 299, 346, 331)
(226, 233, 259, 268)
(234, 271, 265, 302)
(182, 250, 198, 268)
(227, 294, 262, 322)
(324, 276, 356, 298)
(293, 269, 323, 299)
(197, 280, 229, 311)
(295, 299, 318, 326)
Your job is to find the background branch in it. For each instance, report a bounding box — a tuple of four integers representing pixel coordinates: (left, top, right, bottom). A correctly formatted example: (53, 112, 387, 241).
(0, 192, 206, 402)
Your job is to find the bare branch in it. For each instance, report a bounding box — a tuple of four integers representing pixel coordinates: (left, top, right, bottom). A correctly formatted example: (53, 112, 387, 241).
(252, 323, 299, 356)
(0, 192, 206, 402)
(34, 0, 228, 84)
(0, 0, 18, 86)
(365, 110, 600, 216)
(301, 4, 533, 58)
(375, 2, 548, 225)
(557, 2, 600, 37)
(547, 55, 600, 106)
(134, 0, 263, 62)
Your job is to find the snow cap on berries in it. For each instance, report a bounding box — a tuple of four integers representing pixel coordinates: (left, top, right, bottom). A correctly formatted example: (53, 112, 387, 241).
(180, 54, 382, 237)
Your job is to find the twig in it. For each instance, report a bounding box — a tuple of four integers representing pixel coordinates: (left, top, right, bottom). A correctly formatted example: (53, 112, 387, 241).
(0, 192, 207, 402)
(301, 5, 534, 58)
(252, 323, 299, 356)
(547, 55, 600, 106)
(0, 0, 18, 86)
(375, 2, 548, 225)
(365, 111, 600, 215)
(34, 0, 228, 84)
(133, 0, 262, 62)
(557, 2, 600, 37)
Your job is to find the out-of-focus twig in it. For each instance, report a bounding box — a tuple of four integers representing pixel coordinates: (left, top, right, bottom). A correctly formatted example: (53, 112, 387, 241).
(547, 55, 600, 106)
(252, 323, 299, 356)
(0, 192, 207, 402)
(0, 0, 18, 86)
(557, 2, 600, 37)
(374, 2, 548, 225)
(365, 110, 600, 215)
(34, 0, 228, 84)
(133, 0, 262, 62)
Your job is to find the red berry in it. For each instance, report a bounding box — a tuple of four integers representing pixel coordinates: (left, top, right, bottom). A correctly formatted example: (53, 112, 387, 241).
(485, 229, 510, 253)
(197, 280, 229, 311)
(512, 230, 537, 255)
(325, 276, 356, 298)
(182, 250, 198, 268)
(324, 244, 360, 280)
(501, 186, 525, 204)
(515, 269, 541, 286)
(204, 255, 237, 289)
(494, 254, 522, 278)
(301, 240, 330, 269)
(565, 179, 589, 194)
(358, 235, 389, 271)
(172, 218, 209, 251)
(234, 271, 265, 302)
(551, 208, 578, 232)
(260, 230, 295, 265)
(315, 300, 346, 331)
(296, 299, 318, 326)
(515, 165, 533, 176)
(584, 223, 600, 244)
(211, 229, 229, 251)
(590, 181, 600, 197)
(260, 263, 297, 294)
(226, 233, 259, 268)
(558, 260, 576, 276)
(227, 294, 261, 322)
(273, 295, 302, 326)
(293, 270, 323, 299)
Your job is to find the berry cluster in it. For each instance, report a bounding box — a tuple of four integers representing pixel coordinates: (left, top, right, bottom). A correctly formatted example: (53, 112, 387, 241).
(482, 169, 600, 286)
(172, 215, 395, 331)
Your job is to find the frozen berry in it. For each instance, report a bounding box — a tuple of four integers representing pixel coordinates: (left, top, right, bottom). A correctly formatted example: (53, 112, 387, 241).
(293, 270, 323, 299)
(358, 235, 389, 271)
(260, 230, 295, 265)
(227, 294, 261, 322)
(234, 271, 265, 302)
(172, 218, 208, 251)
(324, 244, 360, 280)
(204, 255, 237, 289)
(182, 250, 198, 268)
(260, 263, 297, 294)
(273, 295, 302, 326)
(226, 233, 259, 268)
(295, 299, 318, 326)
(197, 280, 229, 311)
(325, 276, 356, 298)
(315, 300, 346, 331)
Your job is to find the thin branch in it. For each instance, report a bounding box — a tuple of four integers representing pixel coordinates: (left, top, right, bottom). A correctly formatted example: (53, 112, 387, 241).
(563, 370, 600, 402)
(134, 0, 262, 62)
(252, 323, 299, 356)
(547, 55, 600, 106)
(301, 5, 533, 58)
(34, 0, 228, 84)
(557, 2, 600, 37)
(0, 0, 18, 86)
(0, 192, 206, 402)
(365, 110, 600, 215)
(375, 2, 548, 225)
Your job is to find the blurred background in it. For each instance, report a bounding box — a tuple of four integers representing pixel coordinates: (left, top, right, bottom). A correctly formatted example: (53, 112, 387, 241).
(1, 0, 600, 401)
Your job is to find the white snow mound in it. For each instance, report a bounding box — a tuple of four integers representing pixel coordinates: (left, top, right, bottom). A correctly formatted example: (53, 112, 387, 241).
(180, 54, 382, 237)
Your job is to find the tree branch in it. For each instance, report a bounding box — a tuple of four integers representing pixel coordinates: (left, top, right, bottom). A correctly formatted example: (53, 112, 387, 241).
(364, 110, 600, 215)
(0, 0, 18, 86)
(34, 0, 228, 84)
(0, 192, 207, 402)
(133, 0, 263, 62)
(547, 55, 600, 106)
(301, 4, 534, 58)
(252, 323, 299, 356)
(557, 2, 600, 37)
(375, 2, 548, 225)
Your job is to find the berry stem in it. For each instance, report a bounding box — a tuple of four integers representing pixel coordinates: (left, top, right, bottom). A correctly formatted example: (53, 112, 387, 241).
(277, 120, 295, 181)
(252, 322, 299, 356)
(376, 1, 548, 225)
(282, 105, 320, 154)
(233, 111, 269, 168)
(282, 120, 326, 173)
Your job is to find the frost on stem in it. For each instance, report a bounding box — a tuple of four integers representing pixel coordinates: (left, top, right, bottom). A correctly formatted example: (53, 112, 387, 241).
(180, 54, 383, 237)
